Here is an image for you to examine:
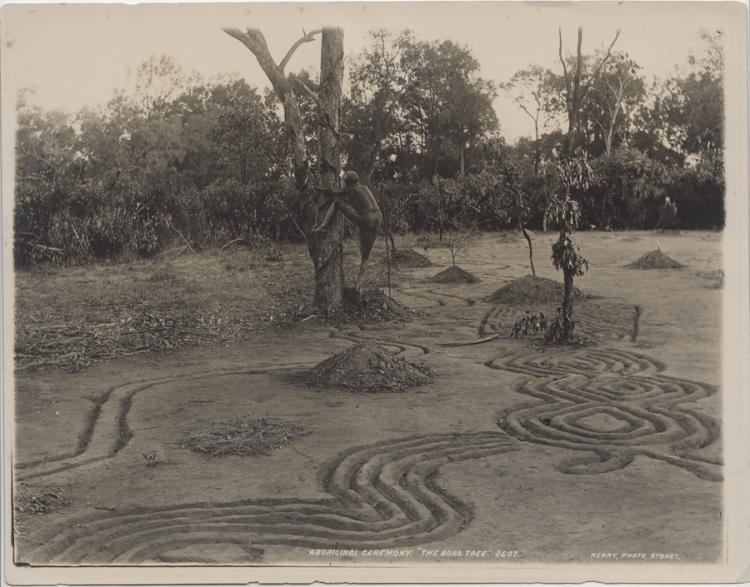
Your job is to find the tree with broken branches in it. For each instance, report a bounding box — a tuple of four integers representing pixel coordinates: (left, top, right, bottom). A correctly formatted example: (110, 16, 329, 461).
(557, 27, 621, 155)
(223, 26, 346, 312)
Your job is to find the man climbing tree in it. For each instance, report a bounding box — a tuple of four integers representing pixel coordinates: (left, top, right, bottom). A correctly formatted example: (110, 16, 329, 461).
(313, 170, 382, 293)
(223, 26, 346, 313)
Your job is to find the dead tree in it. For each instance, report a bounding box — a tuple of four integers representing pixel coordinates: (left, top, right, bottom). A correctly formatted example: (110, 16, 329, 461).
(558, 27, 620, 154)
(223, 26, 346, 312)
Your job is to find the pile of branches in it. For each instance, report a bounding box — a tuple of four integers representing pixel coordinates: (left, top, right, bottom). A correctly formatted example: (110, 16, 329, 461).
(14, 486, 69, 514)
(182, 416, 306, 457)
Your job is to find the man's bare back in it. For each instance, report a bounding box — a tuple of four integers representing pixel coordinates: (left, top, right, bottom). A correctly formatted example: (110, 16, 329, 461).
(312, 171, 382, 291)
(341, 184, 380, 216)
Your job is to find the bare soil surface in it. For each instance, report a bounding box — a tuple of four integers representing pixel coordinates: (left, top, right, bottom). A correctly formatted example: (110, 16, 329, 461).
(13, 230, 723, 566)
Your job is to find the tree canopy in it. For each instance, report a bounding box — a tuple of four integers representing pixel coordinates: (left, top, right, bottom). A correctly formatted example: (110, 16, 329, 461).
(14, 28, 725, 266)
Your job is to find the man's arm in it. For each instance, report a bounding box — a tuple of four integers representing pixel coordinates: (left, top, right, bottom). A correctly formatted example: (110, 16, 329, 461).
(314, 186, 345, 207)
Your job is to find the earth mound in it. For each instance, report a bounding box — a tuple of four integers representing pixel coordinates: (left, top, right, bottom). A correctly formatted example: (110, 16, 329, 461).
(486, 275, 584, 304)
(383, 248, 433, 268)
(626, 250, 684, 269)
(306, 343, 432, 392)
(428, 266, 479, 284)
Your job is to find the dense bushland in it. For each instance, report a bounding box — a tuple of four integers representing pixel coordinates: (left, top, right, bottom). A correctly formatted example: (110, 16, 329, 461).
(14, 30, 724, 266)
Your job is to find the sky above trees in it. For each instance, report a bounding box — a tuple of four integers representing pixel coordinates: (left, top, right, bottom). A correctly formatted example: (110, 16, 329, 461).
(2, 2, 729, 141)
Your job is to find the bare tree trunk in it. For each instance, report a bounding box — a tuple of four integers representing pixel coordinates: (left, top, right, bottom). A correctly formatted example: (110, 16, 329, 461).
(563, 28, 584, 156)
(458, 142, 465, 178)
(533, 118, 541, 176)
(381, 207, 393, 297)
(223, 27, 313, 188)
(311, 28, 345, 311)
(562, 266, 575, 338)
(603, 102, 618, 155)
(362, 149, 378, 185)
(558, 26, 620, 156)
(520, 223, 536, 276)
(223, 26, 347, 314)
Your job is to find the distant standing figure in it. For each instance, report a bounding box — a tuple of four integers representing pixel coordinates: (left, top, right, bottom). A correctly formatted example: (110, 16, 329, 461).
(312, 171, 383, 292)
(656, 196, 678, 230)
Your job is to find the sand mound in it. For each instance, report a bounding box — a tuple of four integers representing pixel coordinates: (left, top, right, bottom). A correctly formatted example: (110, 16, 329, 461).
(486, 275, 584, 304)
(384, 249, 433, 268)
(428, 265, 479, 284)
(306, 343, 432, 392)
(626, 250, 684, 269)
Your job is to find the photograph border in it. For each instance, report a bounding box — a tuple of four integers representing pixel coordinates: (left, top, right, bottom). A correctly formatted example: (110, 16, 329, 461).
(2, 2, 748, 584)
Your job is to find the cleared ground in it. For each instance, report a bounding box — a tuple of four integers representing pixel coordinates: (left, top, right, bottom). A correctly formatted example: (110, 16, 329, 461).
(13, 230, 723, 565)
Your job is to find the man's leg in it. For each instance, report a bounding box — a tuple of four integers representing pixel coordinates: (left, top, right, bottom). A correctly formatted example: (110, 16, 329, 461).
(334, 202, 371, 291)
(355, 213, 382, 292)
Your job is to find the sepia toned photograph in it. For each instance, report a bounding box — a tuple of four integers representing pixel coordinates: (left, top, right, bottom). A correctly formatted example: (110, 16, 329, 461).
(2, 1, 749, 584)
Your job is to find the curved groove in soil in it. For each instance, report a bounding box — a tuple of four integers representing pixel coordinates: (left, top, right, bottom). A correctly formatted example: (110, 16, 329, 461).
(23, 431, 518, 564)
(488, 346, 721, 481)
(16, 335, 430, 483)
(395, 287, 476, 308)
(330, 332, 431, 356)
(15, 364, 316, 482)
(477, 301, 633, 341)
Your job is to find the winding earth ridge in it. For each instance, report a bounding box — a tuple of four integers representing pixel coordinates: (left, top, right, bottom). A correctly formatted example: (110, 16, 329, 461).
(487, 346, 721, 481)
(22, 432, 517, 564)
(15, 332, 428, 482)
(15, 312, 721, 564)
